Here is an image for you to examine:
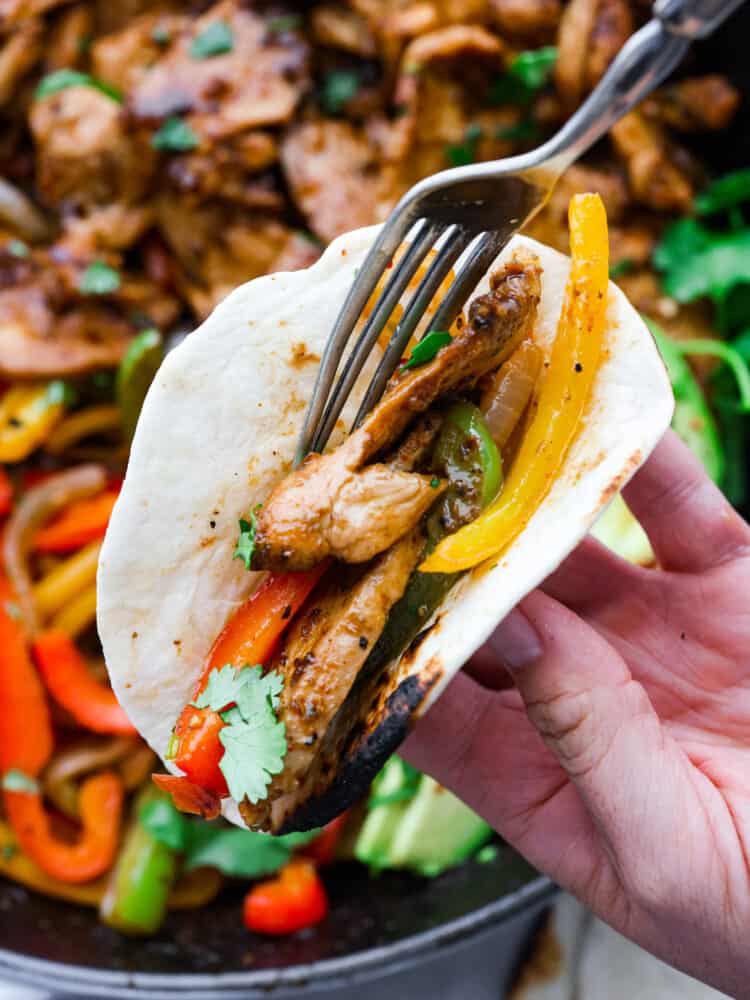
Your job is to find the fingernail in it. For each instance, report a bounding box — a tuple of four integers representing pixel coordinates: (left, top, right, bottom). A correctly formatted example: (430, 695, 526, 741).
(489, 607, 542, 673)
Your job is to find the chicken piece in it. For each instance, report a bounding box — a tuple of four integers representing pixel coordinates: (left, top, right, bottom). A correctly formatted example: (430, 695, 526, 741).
(0, 0, 68, 26)
(241, 528, 424, 831)
(0, 19, 42, 106)
(46, 5, 92, 71)
(166, 133, 281, 207)
(643, 76, 741, 133)
(349, 0, 489, 46)
(61, 204, 154, 253)
(387, 411, 443, 471)
(155, 193, 314, 318)
(251, 255, 541, 572)
(488, 0, 560, 41)
(610, 111, 695, 213)
(129, 1, 309, 142)
(91, 10, 188, 95)
(555, 0, 632, 110)
(29, 85, 156, 208)
(281, 121, 383, 242)
(311, 4, 377, 56)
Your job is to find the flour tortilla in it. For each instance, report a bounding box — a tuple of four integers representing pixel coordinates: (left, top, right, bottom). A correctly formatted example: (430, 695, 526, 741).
(98, 225, 674, 830)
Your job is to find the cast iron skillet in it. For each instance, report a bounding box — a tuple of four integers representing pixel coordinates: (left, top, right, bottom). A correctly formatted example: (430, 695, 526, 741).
(1, 8, 749, 996)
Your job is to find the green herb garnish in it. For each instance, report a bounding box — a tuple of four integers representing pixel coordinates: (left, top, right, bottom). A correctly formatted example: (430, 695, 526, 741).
(79, 260, 121, 295)
(45, 380, 78, 408)
(402, 331, 452, 370)
(233, 509, 259, 569)
(5, 239, 28, 258)
(609, 259, 635, 280)
(140, 794, 319, 877)
(1, 769, 39, 794)
(489, 46, 557, 107)
(190, 20, 234, 59)
(694, 167, 750, 217)
(267, 14, 302, 32)
(191, 664, 288, 806)
(320, 69, 360, 115)
(445, 123, 482, 167)
(151, 116, 200, 152)
(35, 68, 122, 103)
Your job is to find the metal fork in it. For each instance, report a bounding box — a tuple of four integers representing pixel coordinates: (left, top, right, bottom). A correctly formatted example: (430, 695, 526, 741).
(295, 0, 747, 464)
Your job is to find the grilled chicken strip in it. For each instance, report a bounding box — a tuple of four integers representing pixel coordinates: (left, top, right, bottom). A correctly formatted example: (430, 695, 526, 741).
(240, 528, 424, 831)
(251, 255, 541, 572)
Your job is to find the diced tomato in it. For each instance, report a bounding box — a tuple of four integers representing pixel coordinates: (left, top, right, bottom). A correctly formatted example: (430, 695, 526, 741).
(243, 861, 328, 935)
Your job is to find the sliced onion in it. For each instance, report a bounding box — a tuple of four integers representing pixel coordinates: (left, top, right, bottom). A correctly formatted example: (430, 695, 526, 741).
(3, 464, 107, 632)
(480, 341, 544, 450)
(43, 736, 136, 818)
(0, 177, 52, 242)
(119, 742, 157, 791)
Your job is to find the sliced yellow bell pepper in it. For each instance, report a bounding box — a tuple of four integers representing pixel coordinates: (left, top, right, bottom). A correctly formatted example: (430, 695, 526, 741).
(421, 193, 609, 574)
(0, 382, 67, 463)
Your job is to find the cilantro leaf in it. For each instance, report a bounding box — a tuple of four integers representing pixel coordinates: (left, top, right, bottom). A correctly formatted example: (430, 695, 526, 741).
(695, 167, 750, 216)
(445, 124, 482, 167)
(79, 260, 121, 295)
(151, 116, 200, 152)
(267, 14, 302, 32)
(141, 793, 320, 876)
(35, 68, 122, 103)
(320, 70, 360, 115)
(609, 259, 635, 280)
(219, 713, 287, 804)
(190, 20, 234, 59)
(2, 769, 39, 793)
(235, 665, 284, 718)
(489, 46, 557, 107)
(192, 663, 246, 712)
(233, 510, 258, 569)
(6, 239, 28, 258)
(402, 330, 452, 370)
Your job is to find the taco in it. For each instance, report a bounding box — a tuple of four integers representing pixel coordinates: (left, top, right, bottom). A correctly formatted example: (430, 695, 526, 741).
(98, 195, 673, 834)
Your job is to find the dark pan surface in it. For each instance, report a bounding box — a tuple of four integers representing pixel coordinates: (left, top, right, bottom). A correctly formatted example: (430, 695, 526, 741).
(2, 5, 750, 990)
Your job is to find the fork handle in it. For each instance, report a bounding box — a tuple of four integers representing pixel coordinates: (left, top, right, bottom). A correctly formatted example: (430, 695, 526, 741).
(535, 0, 747, 176)
(654, 0, 748, 38)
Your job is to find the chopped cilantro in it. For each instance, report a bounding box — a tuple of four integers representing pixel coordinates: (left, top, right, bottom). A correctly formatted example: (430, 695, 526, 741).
(320, 69, 360, 115)
(430, 477, 440, 489)
(402, 330, 452, 370)
(140, 794, 319, 877)
(694, 167, 750, 217)
(233, 510, 259, 569)
(151, 24, 171, 46)
(35, 68, 122, 103)
(267, 14, 302, 32)
(151, 116, 200, 152)
(3, 601, 21, 621)
(45, 380, 78, 408)
(489, 46, 557, 107)
(219, 712, 287, 804)
(190, 20, 234, 59)
(445, 123, 482, 167)
(609, 259, 635, 280)
(1, 769, 38, 794)
(79, 260, 121, 295)
(6, 239, 29, 258)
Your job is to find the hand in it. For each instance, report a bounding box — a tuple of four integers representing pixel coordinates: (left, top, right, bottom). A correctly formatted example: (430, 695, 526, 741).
(403, 430, 750, 998)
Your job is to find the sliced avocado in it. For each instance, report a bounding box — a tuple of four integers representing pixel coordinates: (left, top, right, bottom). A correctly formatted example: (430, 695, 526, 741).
(353, 757, 419, 870)
(592, 493, 655, 567)
(386, 776, 492, 877)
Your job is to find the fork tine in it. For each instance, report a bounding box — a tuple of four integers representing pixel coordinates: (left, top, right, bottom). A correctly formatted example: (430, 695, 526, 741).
(308, 219, 444, 456)
(294, 211, 418, 465)
(350, 226, 475, 429)
(428, 229, 509, 336)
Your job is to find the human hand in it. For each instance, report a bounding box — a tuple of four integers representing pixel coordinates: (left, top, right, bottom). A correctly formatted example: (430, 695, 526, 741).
(403, 430, 750, 998)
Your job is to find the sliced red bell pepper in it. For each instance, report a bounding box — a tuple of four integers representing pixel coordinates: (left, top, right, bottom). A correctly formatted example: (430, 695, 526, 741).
(4, 772, 124, 884)
(0, 467, 12, 518)
(33, 631, 136, 735)
(300, 813, 348, 867)
(151, 774, 221, 820)
(0, 575, 53, 776)
(169, 566, 327, 803)
(243, 860, 328, 935)
(34, 488, 119, 554)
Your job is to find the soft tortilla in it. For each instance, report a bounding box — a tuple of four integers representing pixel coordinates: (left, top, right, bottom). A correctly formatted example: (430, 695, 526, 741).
(98, 226, 674, 829)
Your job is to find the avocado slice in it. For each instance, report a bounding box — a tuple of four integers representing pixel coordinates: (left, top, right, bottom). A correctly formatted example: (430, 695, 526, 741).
(353, 758, 419, 870)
